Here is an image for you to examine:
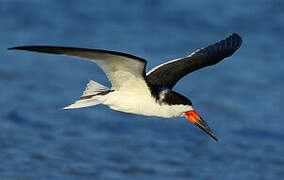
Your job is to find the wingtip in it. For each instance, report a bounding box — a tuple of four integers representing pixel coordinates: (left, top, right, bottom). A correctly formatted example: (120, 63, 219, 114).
(219, 32, 242, 54)
(231, 32, 242, 48)
(8, 47, 17, 50)
(7, 46, 64, 55)
(8, 46, 29, 51)
(232, 32, 241, 38)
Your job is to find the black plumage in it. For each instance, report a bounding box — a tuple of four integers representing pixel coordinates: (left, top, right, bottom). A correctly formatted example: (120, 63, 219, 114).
(160, 91, 192, 106)
(146, 33, 242, 89)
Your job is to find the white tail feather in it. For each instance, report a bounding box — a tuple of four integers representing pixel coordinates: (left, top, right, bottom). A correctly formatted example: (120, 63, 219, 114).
(63, 80, 109, 109)
(82, 80, 109, 97)
(62, 99, 101, 109)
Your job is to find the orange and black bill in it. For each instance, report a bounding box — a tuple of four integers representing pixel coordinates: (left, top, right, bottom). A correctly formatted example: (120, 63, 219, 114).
(185, 110, 218, 141)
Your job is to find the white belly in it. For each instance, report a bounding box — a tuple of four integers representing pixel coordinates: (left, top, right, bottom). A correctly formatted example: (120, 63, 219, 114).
(102, 90, 192, 118)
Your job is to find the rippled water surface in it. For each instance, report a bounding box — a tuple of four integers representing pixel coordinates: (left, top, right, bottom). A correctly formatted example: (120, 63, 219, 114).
(1, 0, 284, 179)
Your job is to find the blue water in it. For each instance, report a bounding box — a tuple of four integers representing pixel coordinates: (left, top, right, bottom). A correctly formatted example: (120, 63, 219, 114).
(1, 0, 284, 179)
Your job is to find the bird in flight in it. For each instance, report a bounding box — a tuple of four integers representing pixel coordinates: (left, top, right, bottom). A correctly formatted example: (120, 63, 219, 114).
(9, 33, 242, 141)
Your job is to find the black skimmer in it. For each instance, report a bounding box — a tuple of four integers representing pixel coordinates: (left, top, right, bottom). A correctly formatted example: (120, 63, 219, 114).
(9, 33, 242, 141)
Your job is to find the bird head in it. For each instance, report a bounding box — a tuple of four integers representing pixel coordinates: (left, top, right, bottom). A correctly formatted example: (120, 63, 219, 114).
(157, 90, 218, 141)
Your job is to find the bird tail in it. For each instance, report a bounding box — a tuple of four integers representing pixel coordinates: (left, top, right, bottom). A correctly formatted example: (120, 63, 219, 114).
(62, 80, 110, 109)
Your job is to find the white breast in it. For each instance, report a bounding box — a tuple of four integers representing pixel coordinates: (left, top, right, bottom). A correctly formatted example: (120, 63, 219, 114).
(102, 87, 192, 118)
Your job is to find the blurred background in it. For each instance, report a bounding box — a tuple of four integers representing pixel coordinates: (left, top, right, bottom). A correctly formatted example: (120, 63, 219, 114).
(1, 0, 283, 179)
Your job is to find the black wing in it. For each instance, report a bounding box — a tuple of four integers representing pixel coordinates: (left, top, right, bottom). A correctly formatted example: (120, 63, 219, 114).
(146, 33, 242, 89)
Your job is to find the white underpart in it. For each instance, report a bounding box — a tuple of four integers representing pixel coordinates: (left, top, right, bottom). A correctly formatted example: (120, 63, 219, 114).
(64, 79, 193, 118)
(46, 48, 193, 117)
(103, 83, 193, 118)
(105, 93, 192, 118)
